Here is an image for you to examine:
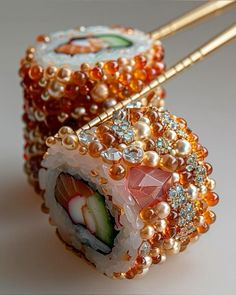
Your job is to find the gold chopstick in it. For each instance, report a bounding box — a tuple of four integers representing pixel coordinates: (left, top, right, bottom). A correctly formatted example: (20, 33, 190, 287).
(149, 1, 236, 40)
(78, 23, 236, 132)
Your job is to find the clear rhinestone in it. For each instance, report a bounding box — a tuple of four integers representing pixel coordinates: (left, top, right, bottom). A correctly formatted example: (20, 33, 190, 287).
(101, 148, 122, 162)
(113, 109, 127, 125)
(78, 130, 96, 145)
(139, 241, 151, 256)
(123, 146, 144, 164)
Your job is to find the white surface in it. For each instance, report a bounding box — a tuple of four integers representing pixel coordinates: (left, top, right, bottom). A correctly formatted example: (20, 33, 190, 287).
(0, 0, 236, 294)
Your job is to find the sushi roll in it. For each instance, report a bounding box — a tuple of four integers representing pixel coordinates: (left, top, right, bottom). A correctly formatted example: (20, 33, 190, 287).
(39, 105, 218, 279)
(19, 26, 165, 192)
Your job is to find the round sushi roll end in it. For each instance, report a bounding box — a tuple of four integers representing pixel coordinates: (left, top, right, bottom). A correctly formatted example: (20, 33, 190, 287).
(40, 105, 218, 279)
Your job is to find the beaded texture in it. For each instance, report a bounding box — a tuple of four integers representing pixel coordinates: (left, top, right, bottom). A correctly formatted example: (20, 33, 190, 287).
(19, 26, 166, 192)
(41, 106, 218, 279)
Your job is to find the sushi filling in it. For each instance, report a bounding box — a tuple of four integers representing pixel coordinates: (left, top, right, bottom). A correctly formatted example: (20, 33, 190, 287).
(55, 173, 118, 254)
(54, 34, 133, 56)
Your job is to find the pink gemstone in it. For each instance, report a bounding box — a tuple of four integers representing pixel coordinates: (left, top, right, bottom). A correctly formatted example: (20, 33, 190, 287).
(127, 166, 172, 209)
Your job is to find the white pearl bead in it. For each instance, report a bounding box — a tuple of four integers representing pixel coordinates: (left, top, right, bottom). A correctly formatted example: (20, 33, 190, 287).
(175, 139, 192, 157)
(187, 184, 198, 200)
(155, 202, 170, 219)
(134, 121, 151, 139)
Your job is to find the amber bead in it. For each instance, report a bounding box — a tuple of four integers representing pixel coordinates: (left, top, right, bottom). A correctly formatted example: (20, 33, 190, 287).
(202, 146, 208, 158)
(205, 192, 219, 206)
(64, 84, 78, 97)
(133, 69, 147, 81)
(204, 210, 216, 224)
(104, 60, 119, 75)
(36, 34, 49, 42)
(154, 62, 165, 75)
(88, 141, 105, 157)
(101, 132, 116, 147)
(96, 124, 111, 138)
(160, 154, 178, 172)
(129, 79, 143, 92)
(72, 71, 87, 86)
(204, 162, 213, 175)
(28, 64, 43, 81)
(176, 117, 187, 128)
(57, 68, 71, 82)
(152, 254, 162, 264)
(134, 55, 147, 69)
(146, 67, 157, 81)
(45, 66, 58, 78)
(19, 63, 30, 78)
(125, 269, 136, 279)
(119, 72, 132, 86)
(158, 87, 166, 99)
(89, 67, 103, 80)
(179, 171, 193, 185)
(146, 110, 158, 123)
(109, 164, 126, 180)
(130, 111, 142, 124)
(197, 223, 209, 234)
(151, 122, 164, 137)
(144, 138, 156, 151)
(109, 81, 123, 94)
(150, 233, 162, 247)
(177, 157, 186, 171)
(196, 200, 208, 215)
(140, 207, 156, 221)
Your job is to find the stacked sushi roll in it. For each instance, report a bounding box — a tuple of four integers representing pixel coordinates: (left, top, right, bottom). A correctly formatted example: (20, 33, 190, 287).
(40, 105, 218, 279)
(19, 26, 166, 192)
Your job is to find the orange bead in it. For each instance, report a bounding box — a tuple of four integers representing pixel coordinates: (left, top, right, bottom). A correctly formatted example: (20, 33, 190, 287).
(154, 62, 165, 75)
(72, 71, 87, 86)
(196, 200, 208, 215)
(129, 79, 143, 92)
(176, 117, 187, 128)
(204, 162, 213, 175)
(204, 210, 216, 224)
(133, 69, 147, 81)
(89, 67, 103, 80)
(197, 223, 209, 234)
(109, 164, 126, 180)
(152, 254, 161, 264)
(96, 124, 111, 138)
(160, 154, 178, 172)
(19, 63, 30, 78)
(119, 72, 132, 85)
(88, 141, 105, 157)
(146, 67, 157, 81)
(109, 81, 123, 94)
(179, 171, 193, 185)
(36, 34, 50, 42)
(104, 60, 119, 75)
(140, 207, 156, 221)
(205, 192, 219, 206)
(101, 132, 116, 146)
(28, 64, 43, 81)
(144, 138, 156, 151)
(158, 87, 166, 99)
(151, 122, 164, 137)
(146, 110, 158, 123)
(134, 55, 147, 69)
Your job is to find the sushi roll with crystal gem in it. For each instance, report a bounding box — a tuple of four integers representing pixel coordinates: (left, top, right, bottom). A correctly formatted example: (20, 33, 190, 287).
(39, 105, 218, 279)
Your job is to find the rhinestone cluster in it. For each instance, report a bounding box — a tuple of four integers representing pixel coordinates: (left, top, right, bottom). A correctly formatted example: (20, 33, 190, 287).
(45, 106, 219, 279)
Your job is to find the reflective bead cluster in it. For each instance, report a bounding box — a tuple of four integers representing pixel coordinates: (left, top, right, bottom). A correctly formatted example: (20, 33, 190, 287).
(45, 105, 218, 279)
(19, 27, 166, 192)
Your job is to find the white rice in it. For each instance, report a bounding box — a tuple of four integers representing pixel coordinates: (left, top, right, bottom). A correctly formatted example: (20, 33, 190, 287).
(34, 26, 152, 69)
(40, 141, 144, 277)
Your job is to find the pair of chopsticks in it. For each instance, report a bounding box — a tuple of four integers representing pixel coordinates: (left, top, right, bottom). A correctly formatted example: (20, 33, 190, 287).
(79, 1, 236, 132)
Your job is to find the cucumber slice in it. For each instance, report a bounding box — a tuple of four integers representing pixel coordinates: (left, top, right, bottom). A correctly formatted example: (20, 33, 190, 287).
(97, 34, 133, 48)
(87, 193, 117, 248)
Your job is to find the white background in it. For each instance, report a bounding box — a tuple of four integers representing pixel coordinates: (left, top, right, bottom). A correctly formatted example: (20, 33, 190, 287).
(0, 1, 236, 294)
